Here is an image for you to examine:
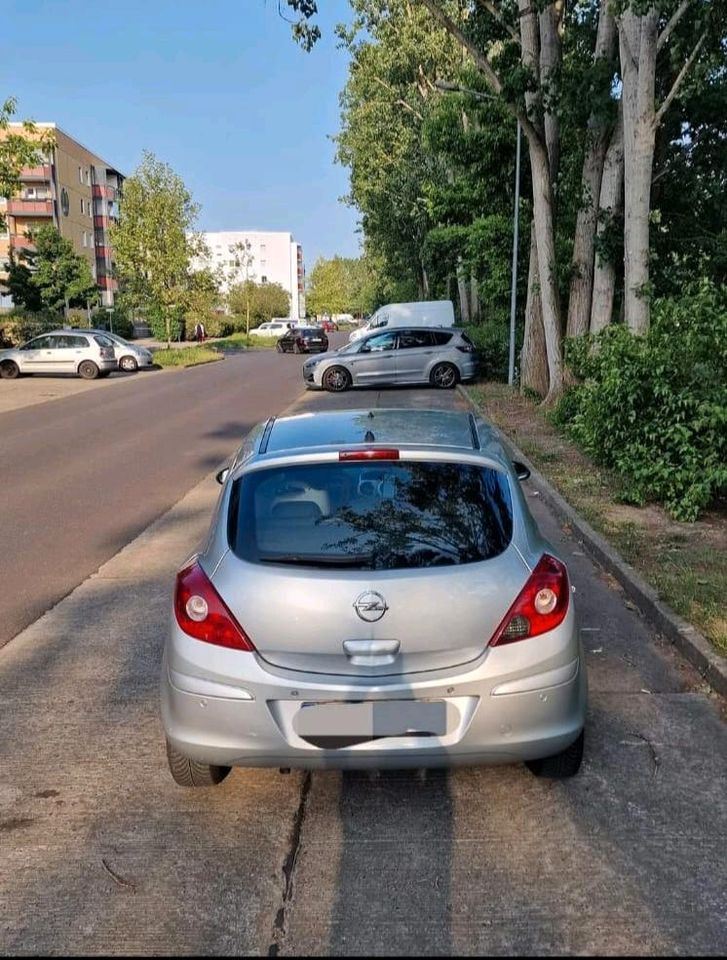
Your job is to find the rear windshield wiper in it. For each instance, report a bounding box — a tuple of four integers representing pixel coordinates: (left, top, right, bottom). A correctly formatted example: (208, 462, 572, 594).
(257, 553, 374, 568)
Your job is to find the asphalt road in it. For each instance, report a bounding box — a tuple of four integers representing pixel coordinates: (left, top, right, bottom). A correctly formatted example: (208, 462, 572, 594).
(1, 373, 725, 955)
(0, 346, 337, 647)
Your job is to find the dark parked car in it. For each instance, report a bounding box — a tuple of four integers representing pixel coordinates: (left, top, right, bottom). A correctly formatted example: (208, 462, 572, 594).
(276, 327, 329, 354)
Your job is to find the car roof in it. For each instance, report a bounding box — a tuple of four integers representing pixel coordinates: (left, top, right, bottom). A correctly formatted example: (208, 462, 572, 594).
(362, 325, 459, 335)
(257, 408, 505, 462)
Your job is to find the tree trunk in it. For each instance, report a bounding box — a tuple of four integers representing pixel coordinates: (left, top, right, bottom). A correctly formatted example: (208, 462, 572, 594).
(566, 0, 617, 339)
(619, 7, 658, 335)
(456, 256, 470, 324)
(528, 136, 563, 403)
(470, 273, 480, 324)
(517, 1, 563, 403)
(590, 106, 624, 334)
(539, 3, 562, 185)
(520, 223, 549, 398)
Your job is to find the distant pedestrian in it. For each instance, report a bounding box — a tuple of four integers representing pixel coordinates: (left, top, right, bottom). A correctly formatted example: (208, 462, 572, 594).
(194, 321, 207, 344)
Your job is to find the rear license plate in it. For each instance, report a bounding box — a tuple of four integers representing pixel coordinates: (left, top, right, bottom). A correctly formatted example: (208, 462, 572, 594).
(295, 700, 447, 738)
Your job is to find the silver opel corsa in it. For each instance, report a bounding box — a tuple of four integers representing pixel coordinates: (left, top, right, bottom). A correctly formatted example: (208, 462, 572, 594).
(161, 409, 587, 787)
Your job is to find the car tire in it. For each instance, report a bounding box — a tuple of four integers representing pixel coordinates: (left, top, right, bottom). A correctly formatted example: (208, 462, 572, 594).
(166, 739, 231, 788)
(120, 355, 138, 372)
(525, 730, 584, 779)
(78, 360, 99, 380)
(0, 360, 20, 380)
(430, 362, 458, 389)
(322, 366, 352, 393)
(275, 342, 284, 353)
(293, 342, 301, 354)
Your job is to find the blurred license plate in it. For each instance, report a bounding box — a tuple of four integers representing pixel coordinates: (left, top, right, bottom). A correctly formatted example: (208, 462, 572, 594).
(295, 700, 447, 737)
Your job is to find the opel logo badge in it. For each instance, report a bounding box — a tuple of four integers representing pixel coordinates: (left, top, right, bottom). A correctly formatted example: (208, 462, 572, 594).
(353, 590, 388, 623)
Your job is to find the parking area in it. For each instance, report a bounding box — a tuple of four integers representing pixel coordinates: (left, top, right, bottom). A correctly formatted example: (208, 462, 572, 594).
(1, 376, 725, 955)
(0, 367, 154, 415)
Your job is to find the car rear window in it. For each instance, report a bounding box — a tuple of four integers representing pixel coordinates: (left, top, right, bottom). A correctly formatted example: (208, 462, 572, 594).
(432, 331, 453, 345)
(228, 460, 513, 570)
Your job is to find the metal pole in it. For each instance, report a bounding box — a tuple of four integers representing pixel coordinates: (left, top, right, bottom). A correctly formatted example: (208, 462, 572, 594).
(508, 120, 522, 386)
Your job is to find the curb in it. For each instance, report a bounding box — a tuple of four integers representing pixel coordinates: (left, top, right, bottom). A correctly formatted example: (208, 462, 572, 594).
(458, 384, 727, 699)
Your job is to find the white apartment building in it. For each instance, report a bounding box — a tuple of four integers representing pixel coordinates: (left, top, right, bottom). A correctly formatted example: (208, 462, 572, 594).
(197, 230, 305, 320)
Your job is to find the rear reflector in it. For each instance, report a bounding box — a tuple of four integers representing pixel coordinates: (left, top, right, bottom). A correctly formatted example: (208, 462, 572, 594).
(174, 559, 255, 651)
(339, 448, 400, 461)
(489, 554, 570, 646)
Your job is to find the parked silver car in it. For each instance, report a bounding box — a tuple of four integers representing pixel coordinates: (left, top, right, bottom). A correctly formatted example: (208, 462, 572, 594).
(68, 328, 154, 372)
(302, 326, 477, 392)
(0, 330, 117, 380)
(161, 408, 586, 786)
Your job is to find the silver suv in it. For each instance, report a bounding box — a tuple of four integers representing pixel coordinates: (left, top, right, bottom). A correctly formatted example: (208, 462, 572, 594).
(0, 330, 117, 380)
(303, 326, 477, 392)
(161, 408, 586, 787)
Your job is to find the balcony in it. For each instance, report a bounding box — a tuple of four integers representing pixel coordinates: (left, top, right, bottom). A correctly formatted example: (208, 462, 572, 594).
(10, 235, 36, 252)
(7, 199, 53, 217)
(95, 245, 112, 260)
(97, 275, 118, 291)
(20, 165, 52, 182)
(93, 214, 108, 230)
(92, 184, 117, 201)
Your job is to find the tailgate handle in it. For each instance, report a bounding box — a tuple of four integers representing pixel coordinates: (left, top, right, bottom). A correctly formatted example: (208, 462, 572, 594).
(344, 639, 400, 656)
(343, 639, 400, 665)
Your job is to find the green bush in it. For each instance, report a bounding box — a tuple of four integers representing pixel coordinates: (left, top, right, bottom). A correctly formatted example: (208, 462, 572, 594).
(0, 308, 61, 346)
(462, 322, 510, 381)
(557, 282, 727, 520)
(89, 308, 134, 340)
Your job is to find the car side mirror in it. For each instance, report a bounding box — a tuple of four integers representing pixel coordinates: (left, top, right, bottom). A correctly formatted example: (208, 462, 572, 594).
(216, 467, 230, 485)
(513, 460, 530, 481)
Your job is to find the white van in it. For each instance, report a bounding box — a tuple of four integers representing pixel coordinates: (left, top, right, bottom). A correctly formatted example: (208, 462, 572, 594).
(349, 300, 455, 341)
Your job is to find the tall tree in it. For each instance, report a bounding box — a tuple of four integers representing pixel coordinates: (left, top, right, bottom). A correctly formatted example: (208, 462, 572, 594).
(111, 151, 203, 347)
(617, 0, 717, 334)
(7, 225, 97, 313)
(228, 281, 290, 327)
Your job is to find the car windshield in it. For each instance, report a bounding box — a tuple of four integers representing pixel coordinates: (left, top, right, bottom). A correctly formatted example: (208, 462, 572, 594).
(228, 460, 513, 570)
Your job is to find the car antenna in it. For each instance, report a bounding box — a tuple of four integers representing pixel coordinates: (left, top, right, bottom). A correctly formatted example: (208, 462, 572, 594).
(364, 430, 375, 442)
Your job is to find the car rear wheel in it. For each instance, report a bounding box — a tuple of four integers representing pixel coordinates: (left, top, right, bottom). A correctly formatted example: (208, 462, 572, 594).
(293, 341, 301, 354)
(0, 360, 20, 380)
(78, 360, 99, 380)
(166, 739, 231, 788)
(525, 730, 584, 779)
(275, 342, 284, 353)
(119, 355, 138, 372)
(322, 365, 352, 392)
(430, 362, 458, 389)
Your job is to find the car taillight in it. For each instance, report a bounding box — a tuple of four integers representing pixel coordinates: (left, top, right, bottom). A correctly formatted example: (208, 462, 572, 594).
(456, 344, 476, 354)
(489, 554, 570, 646)
(174, 559, 255, 651)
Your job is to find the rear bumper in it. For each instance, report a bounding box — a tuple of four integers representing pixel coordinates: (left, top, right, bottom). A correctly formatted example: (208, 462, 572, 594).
(161, 623, 587, 771)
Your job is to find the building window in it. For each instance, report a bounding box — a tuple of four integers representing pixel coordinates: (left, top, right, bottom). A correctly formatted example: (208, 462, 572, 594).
(260, 260, 266, 269)
(261, 276, 268, 284)
(260, 244, 266, 253)
(85, 169, 91, 185)
(79, 166, 83, 183)
(82, 231, 87, 247)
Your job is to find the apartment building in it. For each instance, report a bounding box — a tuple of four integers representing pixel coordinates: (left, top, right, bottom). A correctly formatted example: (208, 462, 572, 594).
(197, 230, 306, 320)
(0, 124, 124, 307)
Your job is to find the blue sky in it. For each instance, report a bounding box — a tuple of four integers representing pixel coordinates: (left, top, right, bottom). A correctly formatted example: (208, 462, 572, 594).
(3, 0, 360, 268)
